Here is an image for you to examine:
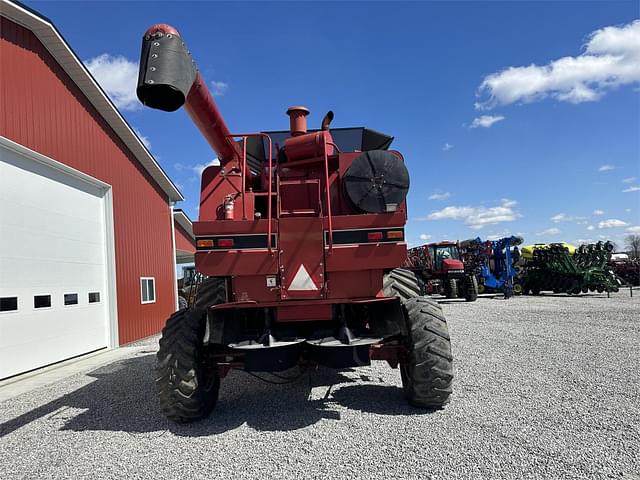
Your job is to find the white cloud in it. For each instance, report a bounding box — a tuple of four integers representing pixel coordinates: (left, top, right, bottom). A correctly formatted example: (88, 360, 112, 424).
(192, 158, 221, 176)
(598, 164, 615, 172)
(587, 225, 595, 231)
(537, 227, 561, 236)
(428, 192, 451, 201)
(133, 128, 151, 149)
(442, 143, 454, 151)
(419, 234, 432, 241)
(423, 198, 521, 229)
(85, 54, 139, 111)
(475, 20, 640, 109)
(626, 226, 640, 233)
(623, 177, 638, 183)
(211, 81, 229, 96)
(470, 115, 505, 128)
(623, 186, 640, 192)
(551, 213, 587, 223)
(485, 230, 512, 241)
(592, 209, 605, 215)
(598, 219, 628, 228)
(425, 206, 476, 221)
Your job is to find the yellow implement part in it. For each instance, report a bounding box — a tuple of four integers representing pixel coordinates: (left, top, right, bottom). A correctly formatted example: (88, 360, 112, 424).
(521, 243, 576, 260)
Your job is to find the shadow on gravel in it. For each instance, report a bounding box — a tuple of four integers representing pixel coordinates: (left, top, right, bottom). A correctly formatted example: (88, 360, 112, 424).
(0, 354, 425, 437)
(329, 384, 438, 416)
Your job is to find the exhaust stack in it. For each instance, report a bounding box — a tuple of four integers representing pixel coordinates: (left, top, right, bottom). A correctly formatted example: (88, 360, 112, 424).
(286, 106, 310, 137)
(137, 24, 241, 167)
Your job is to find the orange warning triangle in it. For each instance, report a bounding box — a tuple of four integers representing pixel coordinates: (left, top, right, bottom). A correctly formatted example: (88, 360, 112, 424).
(289, 264, 318, 291)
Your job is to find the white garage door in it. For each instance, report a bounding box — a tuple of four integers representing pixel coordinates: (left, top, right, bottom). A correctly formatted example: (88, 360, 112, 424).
(0, 141, 113, 379)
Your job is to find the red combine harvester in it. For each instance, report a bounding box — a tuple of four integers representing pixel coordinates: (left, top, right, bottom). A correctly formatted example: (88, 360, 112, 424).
(405, 241, 478, 301)
(137, 24, 453, 422)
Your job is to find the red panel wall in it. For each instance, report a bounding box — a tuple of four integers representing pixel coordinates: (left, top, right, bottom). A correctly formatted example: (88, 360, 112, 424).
(175, 223, 195, 254)
(1, 19, 176, 344)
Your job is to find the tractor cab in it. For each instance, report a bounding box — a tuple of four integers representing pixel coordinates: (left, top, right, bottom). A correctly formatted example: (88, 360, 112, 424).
(429, 242, 465, 277)
(181, 265, 197, 287)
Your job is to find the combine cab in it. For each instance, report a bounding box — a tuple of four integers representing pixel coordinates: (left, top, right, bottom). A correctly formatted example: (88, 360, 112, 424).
(137, 24, 453, 422)
(405, 241, 478, 301)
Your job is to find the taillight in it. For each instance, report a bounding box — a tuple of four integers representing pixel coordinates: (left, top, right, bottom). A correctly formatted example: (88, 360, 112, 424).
(386, 230, 404, 240)
(196, 239, 214, 248)
(217, 238, 234, 248)
(367, 232, 383, 242)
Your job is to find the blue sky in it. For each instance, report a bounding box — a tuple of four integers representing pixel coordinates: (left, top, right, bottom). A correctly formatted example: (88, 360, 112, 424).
(30, 0, 640, 249)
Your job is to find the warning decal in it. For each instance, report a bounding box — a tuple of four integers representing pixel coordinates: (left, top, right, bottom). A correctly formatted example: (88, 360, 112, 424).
(288, 264, 318, 291)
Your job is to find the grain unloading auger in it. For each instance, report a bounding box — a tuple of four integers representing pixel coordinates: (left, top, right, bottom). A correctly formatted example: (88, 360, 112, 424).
(137, 24, 453, 422)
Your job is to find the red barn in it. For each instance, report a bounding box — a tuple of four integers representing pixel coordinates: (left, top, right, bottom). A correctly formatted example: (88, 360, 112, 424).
(0, 0, 188, 379)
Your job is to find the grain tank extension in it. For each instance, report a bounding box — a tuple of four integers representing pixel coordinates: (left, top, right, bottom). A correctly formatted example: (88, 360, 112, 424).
(137, 24, 453, 422)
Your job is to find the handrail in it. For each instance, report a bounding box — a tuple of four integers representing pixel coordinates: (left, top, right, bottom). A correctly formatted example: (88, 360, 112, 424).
(323, 135, 333, 253)
(226, 133, 274, 255)
(241, 137, 247, 220)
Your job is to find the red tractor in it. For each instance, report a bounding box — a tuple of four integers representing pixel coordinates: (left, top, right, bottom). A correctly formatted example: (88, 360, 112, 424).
(137, 24, 453, 422)
(405, 241, 478, 301)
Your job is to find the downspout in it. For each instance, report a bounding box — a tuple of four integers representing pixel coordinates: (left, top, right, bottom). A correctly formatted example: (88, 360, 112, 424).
(170, 203, 178, 311)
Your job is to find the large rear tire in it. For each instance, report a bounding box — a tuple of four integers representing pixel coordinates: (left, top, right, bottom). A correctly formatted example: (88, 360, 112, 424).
(383, 268, 423, 301)
(156, 307, 220, 423)
(195, 277, 227, 309)
(400, 296, 454, 408)
(177, 295, 188, 311)
(445, 279, 458, 299)
(463, 276, 478, 302)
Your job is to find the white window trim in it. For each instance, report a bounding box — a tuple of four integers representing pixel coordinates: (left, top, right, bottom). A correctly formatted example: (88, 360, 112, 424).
(141, 277, 156, 304)
(33, 294, 53, 311)
(88, 291, 102, 304)
(0, 296, 19, 314)
(63, 292, 80, 307)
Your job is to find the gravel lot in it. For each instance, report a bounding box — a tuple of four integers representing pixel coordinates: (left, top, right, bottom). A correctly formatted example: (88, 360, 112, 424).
(1, 292, 639, 480)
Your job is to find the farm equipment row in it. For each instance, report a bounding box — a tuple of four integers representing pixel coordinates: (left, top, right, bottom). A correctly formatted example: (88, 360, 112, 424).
(459, 236, 523, 297)
(612, 258, 640, 286)
(410, 237, 628, 298)
(404, 242, 478, 301)
(519, 241, 623, 295)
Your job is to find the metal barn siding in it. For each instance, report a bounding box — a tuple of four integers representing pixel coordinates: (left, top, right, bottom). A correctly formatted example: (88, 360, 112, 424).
(1, 18, 176, 344)
(175, 223, 196, 254)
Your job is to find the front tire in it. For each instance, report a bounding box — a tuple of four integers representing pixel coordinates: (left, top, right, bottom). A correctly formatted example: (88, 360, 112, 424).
(400, 296, 454, 408)
(156, 307, 220, 423)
